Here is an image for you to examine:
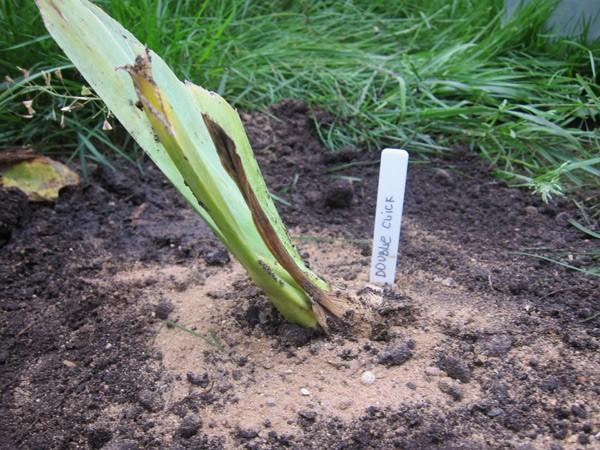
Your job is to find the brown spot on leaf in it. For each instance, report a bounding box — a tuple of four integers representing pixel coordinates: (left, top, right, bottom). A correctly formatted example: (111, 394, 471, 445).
(202, 114, 349, 326)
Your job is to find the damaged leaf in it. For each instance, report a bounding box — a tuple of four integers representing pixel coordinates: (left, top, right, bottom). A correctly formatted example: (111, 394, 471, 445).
(35, 0, 350, 329)
(0, 155, 79, 201)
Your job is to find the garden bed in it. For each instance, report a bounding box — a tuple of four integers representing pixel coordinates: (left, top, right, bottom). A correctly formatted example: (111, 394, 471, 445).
(1, 100, 598, 449)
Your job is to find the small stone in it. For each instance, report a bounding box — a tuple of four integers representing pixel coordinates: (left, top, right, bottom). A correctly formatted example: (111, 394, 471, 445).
(406, 381, 417, 390)
(360, 371, 376, 385)
(441, 277, 454, 287)
(207, 289, 227, 299)
(424, 366, 443, 377)
(265, 397, 276, 407)
(155, 301, 174, 320)
(262, 360, 273, 369)
(300, 388, 310, 396)
(486, 407, 504, 417)
(177, 414, 201, 439)
(549, 444, 564, 450)
(438, 377, 464, 401)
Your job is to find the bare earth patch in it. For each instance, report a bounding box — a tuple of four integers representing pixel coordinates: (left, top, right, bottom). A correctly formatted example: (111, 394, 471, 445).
(1, 100, 598, 449)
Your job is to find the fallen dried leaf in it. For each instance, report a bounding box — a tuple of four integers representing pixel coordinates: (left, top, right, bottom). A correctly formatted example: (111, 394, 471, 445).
(0, 156, 79, 201)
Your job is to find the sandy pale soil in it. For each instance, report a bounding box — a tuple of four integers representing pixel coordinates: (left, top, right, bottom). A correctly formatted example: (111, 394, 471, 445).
(1, 100, 598, 449)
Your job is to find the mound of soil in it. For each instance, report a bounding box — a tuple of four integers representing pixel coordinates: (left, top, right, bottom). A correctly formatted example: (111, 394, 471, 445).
(1, 99, 598, 449)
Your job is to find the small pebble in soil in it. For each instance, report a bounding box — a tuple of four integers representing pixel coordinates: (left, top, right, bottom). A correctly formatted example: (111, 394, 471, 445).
(378, 341, 413, 366)
(186, 371, 209, 388)
(438, 377, 464, 401)
(203, 247, 230, 266)
(436, 356, 471, 383)
(154, 301, 174, 320)
(406, 381, 417, 390)
(360, 371, 376, 385)
(300, 388, 310, 396)
(486, 407, 504, 418)
(424, 366, 443, 377)
(265, 397, 276, 407)
(177, 414, 201, 439)
(262, 360, 273, 369)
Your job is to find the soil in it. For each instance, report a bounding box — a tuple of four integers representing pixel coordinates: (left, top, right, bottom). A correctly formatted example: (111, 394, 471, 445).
(1, 99, 599, 450)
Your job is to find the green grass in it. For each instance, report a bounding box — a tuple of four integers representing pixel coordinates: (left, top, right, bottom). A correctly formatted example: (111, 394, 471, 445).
(1, 0, 599, 204)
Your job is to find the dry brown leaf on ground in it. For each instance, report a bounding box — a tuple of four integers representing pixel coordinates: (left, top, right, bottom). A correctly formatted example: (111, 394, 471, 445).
(0, 154, 79, 202)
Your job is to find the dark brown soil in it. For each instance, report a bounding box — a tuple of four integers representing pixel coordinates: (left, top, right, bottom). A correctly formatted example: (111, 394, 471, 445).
(1, 99, 598, 449)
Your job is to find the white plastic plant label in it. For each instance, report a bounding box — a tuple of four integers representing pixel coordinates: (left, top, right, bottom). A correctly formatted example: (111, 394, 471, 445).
(369, 149, 409, 285)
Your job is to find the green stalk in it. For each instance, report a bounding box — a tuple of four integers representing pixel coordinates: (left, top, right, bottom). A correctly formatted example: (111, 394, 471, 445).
(35, 0, 348, 328)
